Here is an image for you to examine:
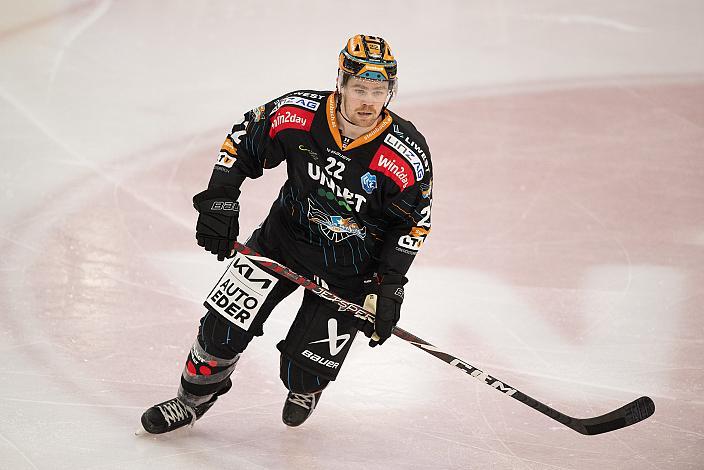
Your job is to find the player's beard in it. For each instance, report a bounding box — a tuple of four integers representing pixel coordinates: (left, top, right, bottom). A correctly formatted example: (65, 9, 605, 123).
(341, 97, 382, 128)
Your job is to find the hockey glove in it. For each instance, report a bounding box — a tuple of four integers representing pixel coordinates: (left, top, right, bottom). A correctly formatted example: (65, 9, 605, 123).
(362, 274, 407, 347)
(192, 186, 240, 261)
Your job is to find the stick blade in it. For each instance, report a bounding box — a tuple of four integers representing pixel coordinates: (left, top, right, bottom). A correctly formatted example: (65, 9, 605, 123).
(572, 396, 655, 435)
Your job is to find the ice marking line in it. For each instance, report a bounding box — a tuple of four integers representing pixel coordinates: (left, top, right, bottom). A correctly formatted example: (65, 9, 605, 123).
(411, 429, 572, 470)
(0, 430, 38, 470)
(0, 83, 193, 231)
(0, 0, 97, 41)
(0, 372, 176, 388)
(48, 0, 113, 92)
(0, 397, 144, 409)
(619, 84, 704, 130)
(566, 198, 633, 345)
(0, 234, 42, 254)
(652, 420, 704, 439)
(110, 439, 264, 468)
(524, 13, 649, 33)
(505, 323, 554, 371)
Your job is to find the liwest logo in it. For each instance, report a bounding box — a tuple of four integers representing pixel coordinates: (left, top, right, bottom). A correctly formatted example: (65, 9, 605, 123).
(370, 145, 414, 190)
(269, 106, 314, 137)
(392, 124, 430, 167)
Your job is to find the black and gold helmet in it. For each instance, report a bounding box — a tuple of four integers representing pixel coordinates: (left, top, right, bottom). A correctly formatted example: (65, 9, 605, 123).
(337, 34, 398, 105)
(339, 34, 397, 81)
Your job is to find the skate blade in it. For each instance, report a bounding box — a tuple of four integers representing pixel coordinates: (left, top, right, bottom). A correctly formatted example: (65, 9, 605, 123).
(134, 423, 195, 436)
(134, 427, 149, 436)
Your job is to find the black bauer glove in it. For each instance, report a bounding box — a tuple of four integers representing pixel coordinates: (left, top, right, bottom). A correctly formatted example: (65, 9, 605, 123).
(192, 186, 241, 261)
(362, 274, 408, 347)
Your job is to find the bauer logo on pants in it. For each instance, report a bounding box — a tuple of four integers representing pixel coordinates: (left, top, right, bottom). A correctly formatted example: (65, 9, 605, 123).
(205, 252, 277, 330)
(308, 318, 350, 356)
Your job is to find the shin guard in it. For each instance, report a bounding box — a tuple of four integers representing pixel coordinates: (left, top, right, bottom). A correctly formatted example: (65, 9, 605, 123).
(178, 339, 240, 407)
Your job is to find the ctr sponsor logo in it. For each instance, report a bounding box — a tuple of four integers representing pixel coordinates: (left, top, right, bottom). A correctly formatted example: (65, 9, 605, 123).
(216, 135, 237, 168)
(269, 106, 314, 137)
(397, 226, 429, 251)
(370, 145, 414, 190)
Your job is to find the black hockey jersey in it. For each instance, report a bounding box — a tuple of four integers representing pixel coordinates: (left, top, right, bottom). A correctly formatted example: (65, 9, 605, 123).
(208, 90, 432, 285)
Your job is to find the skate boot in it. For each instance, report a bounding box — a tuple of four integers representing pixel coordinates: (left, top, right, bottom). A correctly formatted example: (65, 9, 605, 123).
(282, 390, 322, 427)
(140, 379, 232, 434)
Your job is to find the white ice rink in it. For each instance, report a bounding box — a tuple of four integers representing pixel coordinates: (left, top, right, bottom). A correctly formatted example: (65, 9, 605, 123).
(1, 1, 703, 469)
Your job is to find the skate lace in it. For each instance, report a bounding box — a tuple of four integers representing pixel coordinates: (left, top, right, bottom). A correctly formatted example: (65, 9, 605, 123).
(288, 392, 316, 410)
(158, 398, 197, 428)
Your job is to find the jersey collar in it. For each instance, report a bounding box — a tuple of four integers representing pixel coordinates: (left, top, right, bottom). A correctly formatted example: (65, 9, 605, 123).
(326, 93, 392, 151)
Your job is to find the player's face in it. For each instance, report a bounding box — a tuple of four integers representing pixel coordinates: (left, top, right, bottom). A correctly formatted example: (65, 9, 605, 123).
(341, 77, 389, 127)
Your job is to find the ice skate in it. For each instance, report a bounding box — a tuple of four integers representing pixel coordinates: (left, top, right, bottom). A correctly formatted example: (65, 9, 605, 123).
(140, 379, 231, 434)
(282, 390, 322, 427)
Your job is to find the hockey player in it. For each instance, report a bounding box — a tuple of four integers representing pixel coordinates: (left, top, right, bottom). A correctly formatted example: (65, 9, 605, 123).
(141, 34, 433, 433)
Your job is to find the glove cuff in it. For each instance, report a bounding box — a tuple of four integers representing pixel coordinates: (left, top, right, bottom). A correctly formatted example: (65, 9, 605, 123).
(193, 186, 241, 212)
(366, 273, 407, 304)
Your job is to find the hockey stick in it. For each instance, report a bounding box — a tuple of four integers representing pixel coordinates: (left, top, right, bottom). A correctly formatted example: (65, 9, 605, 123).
(232, 242, 655, 435)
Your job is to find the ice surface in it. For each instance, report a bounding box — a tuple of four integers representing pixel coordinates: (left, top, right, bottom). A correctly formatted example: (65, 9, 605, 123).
(1, 1, 703, 469)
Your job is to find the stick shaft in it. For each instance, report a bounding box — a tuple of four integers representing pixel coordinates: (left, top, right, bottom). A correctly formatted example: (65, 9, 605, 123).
(232, 242, 654, 435)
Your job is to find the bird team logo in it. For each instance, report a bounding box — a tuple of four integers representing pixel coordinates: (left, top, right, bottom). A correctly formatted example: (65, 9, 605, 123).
(306, 198, 367, 242)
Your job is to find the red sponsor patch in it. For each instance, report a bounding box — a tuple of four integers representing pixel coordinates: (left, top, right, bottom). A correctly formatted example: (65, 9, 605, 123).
(370, 145, 415, 190)
(269, 106, 314, 137)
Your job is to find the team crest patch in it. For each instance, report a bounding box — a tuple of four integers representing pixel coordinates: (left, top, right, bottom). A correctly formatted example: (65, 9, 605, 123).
(251, 105, 266, 122)
(307, 198, 366, 243)
(420, 179, 432, 198)
(361, 172, 377, 194)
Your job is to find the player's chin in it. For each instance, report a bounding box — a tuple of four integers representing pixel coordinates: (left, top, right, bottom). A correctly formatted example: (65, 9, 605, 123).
(355, 111, 378, 125)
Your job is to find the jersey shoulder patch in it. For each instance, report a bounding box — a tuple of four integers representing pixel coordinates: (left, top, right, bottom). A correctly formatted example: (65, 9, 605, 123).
(267, 90, 331, 138)
(271, 90, 330, 113)
(369, 115, 431, 190)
